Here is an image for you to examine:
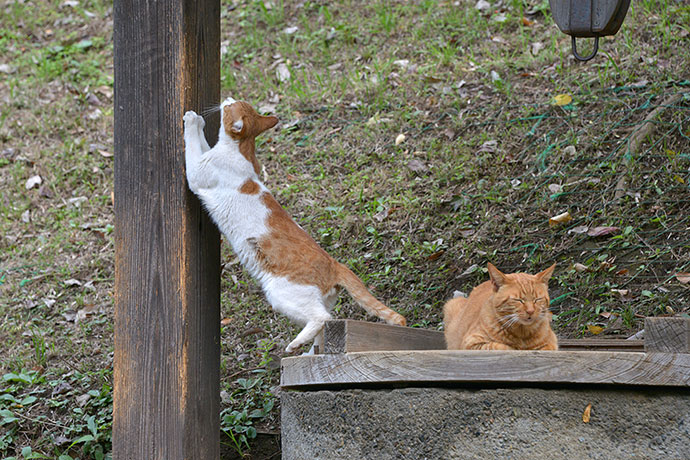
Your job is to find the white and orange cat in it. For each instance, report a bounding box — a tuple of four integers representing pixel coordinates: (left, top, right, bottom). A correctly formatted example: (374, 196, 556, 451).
(443, 263, 558, 351)
(183, 97, 406, 352)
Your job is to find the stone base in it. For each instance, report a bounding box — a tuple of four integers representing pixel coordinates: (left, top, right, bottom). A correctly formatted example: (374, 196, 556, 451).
(282, 387, 689, 460)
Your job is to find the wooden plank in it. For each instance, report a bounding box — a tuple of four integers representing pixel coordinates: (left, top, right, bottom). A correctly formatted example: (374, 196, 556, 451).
(559, 339, 644, 352)
(320, 320, 644, 353)
(113, 1, 221, 459)
(281, 350, 690, 389)
(645, 317, 690, 353)
(323, 320, 446, 353)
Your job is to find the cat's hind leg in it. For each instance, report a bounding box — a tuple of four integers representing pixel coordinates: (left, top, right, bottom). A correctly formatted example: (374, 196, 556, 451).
(286, 315, 331, 353)
(263, 279, 332, 353)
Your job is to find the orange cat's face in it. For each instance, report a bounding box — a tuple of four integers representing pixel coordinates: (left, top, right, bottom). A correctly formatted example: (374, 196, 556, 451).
(221, 98, 278, 140)
(488, 263, 555, 329)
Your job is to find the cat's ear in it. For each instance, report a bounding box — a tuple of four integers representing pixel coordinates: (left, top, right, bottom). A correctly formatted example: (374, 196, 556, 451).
(257, 115, 279, 134)
(535, 263, 556, 284)
(231, 118, 244, 134)
(487, 263, 507, 291)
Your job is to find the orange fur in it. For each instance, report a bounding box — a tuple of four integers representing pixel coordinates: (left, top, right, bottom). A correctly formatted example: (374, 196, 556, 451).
(443, 263, 558, 351)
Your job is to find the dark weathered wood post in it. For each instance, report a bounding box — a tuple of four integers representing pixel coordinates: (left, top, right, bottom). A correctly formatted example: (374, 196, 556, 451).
(113, 1, 220, 458)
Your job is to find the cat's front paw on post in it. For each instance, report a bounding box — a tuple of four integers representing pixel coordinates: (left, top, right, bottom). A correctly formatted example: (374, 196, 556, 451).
(183, 111, 204, 129)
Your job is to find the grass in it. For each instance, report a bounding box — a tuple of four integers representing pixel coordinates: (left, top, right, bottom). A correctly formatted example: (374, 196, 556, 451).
(1, 0, 689, 458)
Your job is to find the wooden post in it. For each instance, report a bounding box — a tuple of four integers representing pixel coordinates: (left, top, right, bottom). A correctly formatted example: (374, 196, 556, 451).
(645, 317, 690, 353)
(113, 1, 220, 459)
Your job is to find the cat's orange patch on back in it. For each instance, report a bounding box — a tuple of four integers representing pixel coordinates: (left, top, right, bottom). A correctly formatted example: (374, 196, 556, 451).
(239, 179, 260, 195)
(255, 192, 337, 294)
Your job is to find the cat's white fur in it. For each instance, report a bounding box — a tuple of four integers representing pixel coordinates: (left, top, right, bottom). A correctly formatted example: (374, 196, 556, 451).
(184, 98, 333, 352)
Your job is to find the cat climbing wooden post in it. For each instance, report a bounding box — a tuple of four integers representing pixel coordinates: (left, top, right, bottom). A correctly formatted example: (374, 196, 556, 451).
(113, 1, 221, 459)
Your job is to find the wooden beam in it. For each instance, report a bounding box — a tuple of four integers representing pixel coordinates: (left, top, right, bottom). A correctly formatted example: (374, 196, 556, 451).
(645, 317, 690, 353)
(323, 320, 446, 353)
(113, 1, 220, 459)
(559, 339, 644, 352)
(320, 320, 645, 354)
(281, 350, 690, 389)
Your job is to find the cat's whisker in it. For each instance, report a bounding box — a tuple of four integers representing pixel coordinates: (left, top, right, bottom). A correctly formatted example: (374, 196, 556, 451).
(200, 104, 222, 117)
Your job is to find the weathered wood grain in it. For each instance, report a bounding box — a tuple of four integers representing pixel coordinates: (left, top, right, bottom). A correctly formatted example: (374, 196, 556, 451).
(113, 1, 221, 459)
(645, 317, 690, 353)
(281, 350, 690, 389)
(323, 320, 446, 353)
(320, 320, 644, 353)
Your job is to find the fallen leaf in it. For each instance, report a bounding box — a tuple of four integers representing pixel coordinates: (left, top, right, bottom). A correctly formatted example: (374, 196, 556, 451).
(75, 305, 104, 324)
(96, 85, 113, 99)
(492, 12, 508, 23)
(395, 133, 406, 145)
(220, 318, 232, 326)
(258, 103, 277, 114)
(530, 42, 544, 55)
(87, 108, 102, 120)
(460, 264, 479, 277)
(568, 225, 589, 234)
(582, 403, 592, 423)
(276, 63, 290, 83)
(86, 93, 101, 106)
(76, 393, 91, 407)
(98, 150, 113, 158)
(549, 211, 572, 227)
(21, 210, 31, 223)
(373, 206, 390, 222)
(459, 228, 475, 238)
(615, 268, 629, 276)
(62, 311, 77, 322)
(64, 279, 82, 287)
(610, 289, 632, 301)
(283, 26, 298, 34)
(548, 183, 563, 194)
(477, 140, 497, 153)
(587, 325, 604, 335)
(427, 250, 445, 261)
(573, 263, 588, 273)
(407, 159, 428, 173)
(475, 0, 491, 14)
(587, 226, 620, 237)
(393, 59, 410, 69)
(675, 273, 690, 284)
(25, 175, 42, 190)
(552, 94, 572, 106)
(38, 184, 53, 198)
(52, 381, 73, 397)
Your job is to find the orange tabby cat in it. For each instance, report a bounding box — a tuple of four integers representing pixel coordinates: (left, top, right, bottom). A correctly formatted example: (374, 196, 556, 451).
(443, 263, 558, 350)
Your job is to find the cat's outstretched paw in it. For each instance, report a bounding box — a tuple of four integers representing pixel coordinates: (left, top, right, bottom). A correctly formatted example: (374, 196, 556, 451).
(183, 111, 204, 128)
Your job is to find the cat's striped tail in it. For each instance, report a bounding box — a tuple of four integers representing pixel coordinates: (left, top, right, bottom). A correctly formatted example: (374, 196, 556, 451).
(335, 263, 406, 327)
